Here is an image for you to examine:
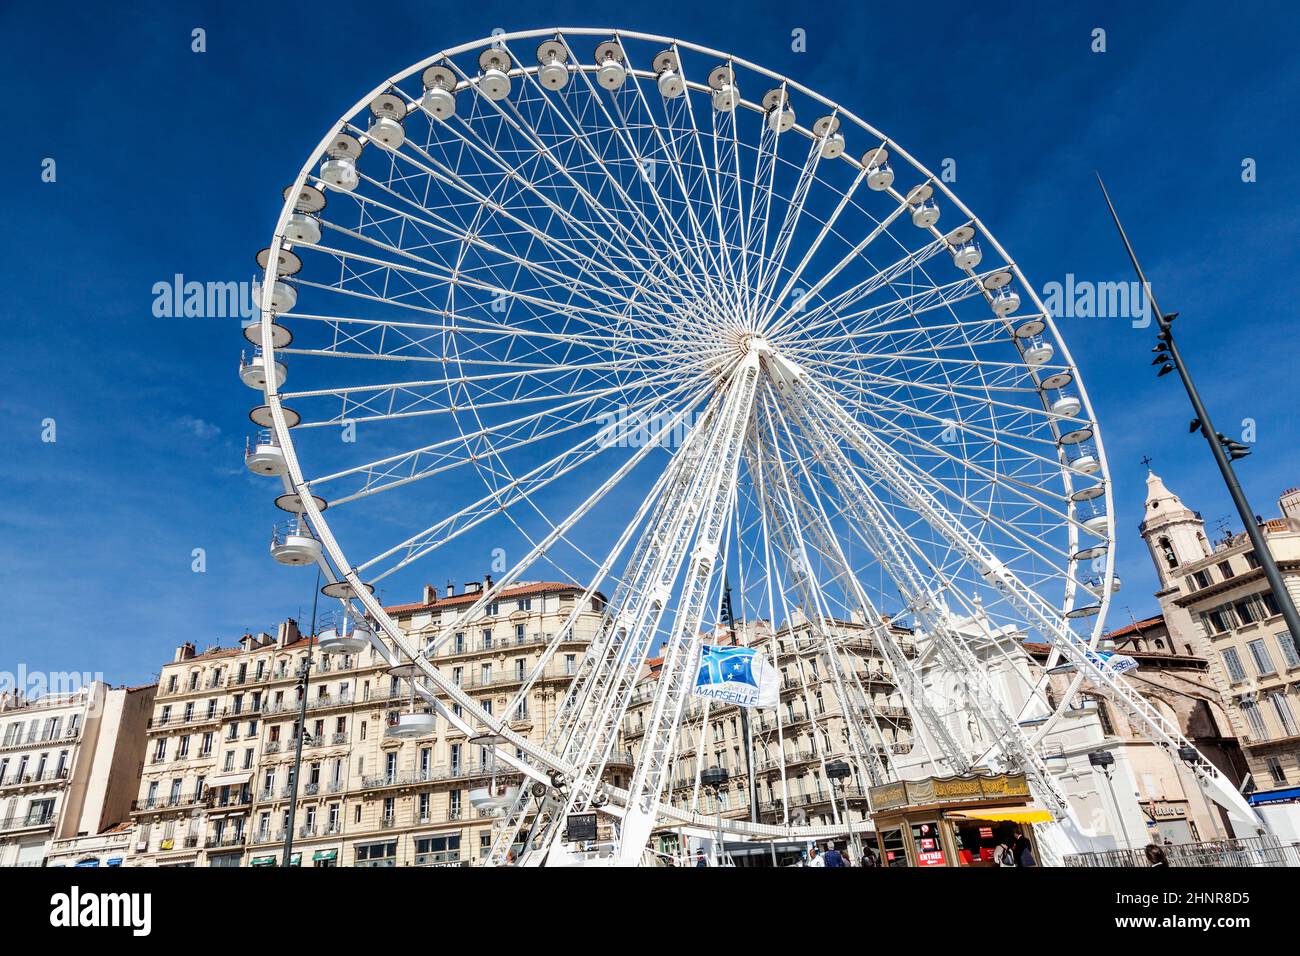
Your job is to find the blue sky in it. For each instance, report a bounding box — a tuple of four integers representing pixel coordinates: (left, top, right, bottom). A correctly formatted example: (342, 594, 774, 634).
(2, 0, 1298, 688)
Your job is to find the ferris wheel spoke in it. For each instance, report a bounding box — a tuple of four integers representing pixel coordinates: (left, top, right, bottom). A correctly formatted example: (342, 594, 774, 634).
(750, 136, 824, 315)
(279, 354, 655, 423)
(293, 238, 667, 339)
(812, 415, 1080, 576)
(757, 164, 872, 330)
(541, 35, 744, 317)
(770, 243, 975, 342)
(429, 57, 731, 321)
(353, 370, 723, 580)
(651, 46, 748, 322)
(741, 104, 786, 320)
(343, 100, 697, 314)
(605, 55, 747, 321)
(305, 367, 708, 504)
(310, 186, 683, 334)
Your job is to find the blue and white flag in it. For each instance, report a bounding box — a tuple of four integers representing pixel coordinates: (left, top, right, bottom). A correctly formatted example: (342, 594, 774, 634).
(693, 645, 779, 708)
(1048, 649, 1140, 677)
(1091, 650, 1139, 675)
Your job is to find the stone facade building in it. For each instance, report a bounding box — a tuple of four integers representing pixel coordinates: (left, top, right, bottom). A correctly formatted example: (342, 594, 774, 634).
(0, 681, 153, 866)
(1138, 471, 1300, 834)
(130, 580, 607, 866)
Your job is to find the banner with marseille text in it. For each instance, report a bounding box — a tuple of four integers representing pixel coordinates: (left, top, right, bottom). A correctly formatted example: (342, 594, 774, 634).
(692, 645, 779, 708)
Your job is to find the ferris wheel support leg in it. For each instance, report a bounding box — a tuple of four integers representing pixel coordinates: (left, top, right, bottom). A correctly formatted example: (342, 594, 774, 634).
(800, 377, 1266, 839)
(614, 355, 762, 865)
(743, 420, 898, 787)
(774, 381, 1076, 824)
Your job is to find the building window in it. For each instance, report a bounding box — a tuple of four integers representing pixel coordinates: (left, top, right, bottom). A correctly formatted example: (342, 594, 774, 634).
(1203, 605, 1236, 635)
(1240, 699, 1268, 739)
(1192, 569, 1214, 590)
(414, 834, 461, 865)
(1261, 591, 1282, 618)
(1217, 561, 1236, 580)
(1244, 550, 1262, 570)
(1248, 639, 1276, 676)
(354, 841, 398, 867)
(1222, 648, 1247, 682)
(1277, 632, 1300, 670)
(1265, 756, 1287, 785)
(1235, 598, 1261, 626)
(1268, 691, 1298, 738)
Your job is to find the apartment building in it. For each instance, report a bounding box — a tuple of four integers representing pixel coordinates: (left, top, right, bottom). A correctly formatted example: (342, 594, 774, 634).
(1139, 472, 1300, 832)
(0, 681, 153, 866)
(131, 580, 608, 866)
(624, 611, 916, 863)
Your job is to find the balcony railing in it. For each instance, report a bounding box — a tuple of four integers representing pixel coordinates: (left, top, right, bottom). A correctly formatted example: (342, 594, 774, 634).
(204, 833, 246, 848)
(132, 791, 206, 812)
(0, 810, 56, 831)
(0, 768, 70, 788)
(360, 761, 520, 791)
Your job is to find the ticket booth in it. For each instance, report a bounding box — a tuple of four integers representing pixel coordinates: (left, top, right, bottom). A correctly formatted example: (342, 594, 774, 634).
(868, 773, 1050, 867)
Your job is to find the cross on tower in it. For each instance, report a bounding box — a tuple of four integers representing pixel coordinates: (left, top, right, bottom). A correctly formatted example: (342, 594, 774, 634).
(1140, 455, 1153, 471)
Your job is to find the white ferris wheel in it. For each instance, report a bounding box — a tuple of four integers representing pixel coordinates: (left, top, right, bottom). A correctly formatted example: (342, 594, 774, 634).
(242, 27, 1258, 865)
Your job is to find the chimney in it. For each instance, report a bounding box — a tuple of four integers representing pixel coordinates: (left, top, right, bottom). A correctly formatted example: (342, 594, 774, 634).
(277, 618, 302, 648)
(423, 584, 438, 604)
(465, 581, 482, 595)
(485, 574, 493, 588)
(1280, 487, 1300, 526)
(175, 642, 196, 663)
(445, 579, 455, 597)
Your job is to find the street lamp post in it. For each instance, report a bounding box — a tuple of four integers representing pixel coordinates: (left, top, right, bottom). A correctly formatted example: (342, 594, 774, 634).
(1098, 177, 1300, 655)
(1088, 749, 1134, 851)
(825, 759, 860, 864)
(700, 766, 729, 866)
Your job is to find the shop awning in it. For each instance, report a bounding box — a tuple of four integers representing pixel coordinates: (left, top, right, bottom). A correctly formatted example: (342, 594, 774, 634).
(947, 806, 1053, 824)
(250, 856, 277, 867)
(74, 859, 100, 867)
(312, 849, 338, 862)
(106, 858, 123, 867)
(206, 772, 252, 789)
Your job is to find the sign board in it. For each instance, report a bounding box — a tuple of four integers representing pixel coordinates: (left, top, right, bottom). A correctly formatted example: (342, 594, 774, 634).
(566, 812, 598, 842)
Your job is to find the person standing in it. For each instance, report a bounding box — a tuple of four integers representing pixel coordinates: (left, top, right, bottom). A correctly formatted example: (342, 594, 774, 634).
(1145, 843, 1169, 868)
(1012, 829, 1036, 867)
(807, 845, 825, 867)
(994, 839, 1016, 867)
(696, 851, 708, 867)
(860, 844, 880, 867)
(823, 842, 846, 867)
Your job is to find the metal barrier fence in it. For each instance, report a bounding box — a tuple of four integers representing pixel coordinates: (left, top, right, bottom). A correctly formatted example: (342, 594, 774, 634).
(1065, 835, 1300, 868)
